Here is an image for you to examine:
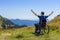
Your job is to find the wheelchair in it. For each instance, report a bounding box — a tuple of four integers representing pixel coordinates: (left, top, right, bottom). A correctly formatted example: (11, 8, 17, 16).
(34, 23, 50, 35)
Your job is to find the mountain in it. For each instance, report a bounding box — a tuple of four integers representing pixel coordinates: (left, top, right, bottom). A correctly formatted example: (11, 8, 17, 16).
(0, 15, 16, 29)
(10, 19, 38, 26)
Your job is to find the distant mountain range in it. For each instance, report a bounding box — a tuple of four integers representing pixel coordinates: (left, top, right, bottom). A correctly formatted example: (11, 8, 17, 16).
(0, 15, 38, 27)
(0, 15, 50, 27)
(10, 19, 38, 26)
(0, 15, 60, 29)
(10, 18, 50, 26)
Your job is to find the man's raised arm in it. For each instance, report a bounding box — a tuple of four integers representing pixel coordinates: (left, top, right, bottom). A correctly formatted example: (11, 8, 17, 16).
(48, 11, 54, 17)
(31, 9, 38, 16)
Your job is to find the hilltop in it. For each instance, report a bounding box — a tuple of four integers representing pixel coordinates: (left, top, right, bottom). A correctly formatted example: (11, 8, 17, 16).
(0, 15, 60, 40)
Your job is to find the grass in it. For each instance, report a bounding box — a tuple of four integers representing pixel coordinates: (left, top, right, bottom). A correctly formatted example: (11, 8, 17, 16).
(0, 15, 60, 40)
(0, 26, 60, 40)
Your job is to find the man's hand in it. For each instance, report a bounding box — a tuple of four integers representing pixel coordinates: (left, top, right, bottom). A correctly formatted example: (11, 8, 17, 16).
(31, 9, 33, 12)
(48, 11, 54, 17)
(31, 9, 38, 16)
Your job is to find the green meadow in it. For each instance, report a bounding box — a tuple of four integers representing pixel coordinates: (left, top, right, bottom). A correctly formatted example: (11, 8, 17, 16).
(0, 15, 60, 40)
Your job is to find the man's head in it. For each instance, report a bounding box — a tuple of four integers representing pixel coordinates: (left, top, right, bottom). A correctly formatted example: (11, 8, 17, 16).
(41, 11, 45, 16)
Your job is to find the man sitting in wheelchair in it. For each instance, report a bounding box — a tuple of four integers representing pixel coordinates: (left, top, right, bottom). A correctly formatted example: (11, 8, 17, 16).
(31, 9, 54, 35)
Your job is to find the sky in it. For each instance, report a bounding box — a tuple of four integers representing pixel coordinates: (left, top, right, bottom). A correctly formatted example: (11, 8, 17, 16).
(0, 0, 60, 20)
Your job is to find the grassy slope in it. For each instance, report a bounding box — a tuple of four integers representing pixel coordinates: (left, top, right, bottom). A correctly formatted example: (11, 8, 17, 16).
(0, 16, 60, 40)
(0, 15, 15, 29)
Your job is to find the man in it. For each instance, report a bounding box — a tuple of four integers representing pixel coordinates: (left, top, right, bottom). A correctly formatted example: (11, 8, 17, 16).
(31, 9, 54, 34)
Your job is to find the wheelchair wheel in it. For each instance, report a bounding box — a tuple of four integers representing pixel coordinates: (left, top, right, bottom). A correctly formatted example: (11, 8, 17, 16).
(45, 25, 50, 34)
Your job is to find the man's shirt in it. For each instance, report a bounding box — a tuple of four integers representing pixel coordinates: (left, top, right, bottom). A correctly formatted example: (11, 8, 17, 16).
(38, 16, 48, 23)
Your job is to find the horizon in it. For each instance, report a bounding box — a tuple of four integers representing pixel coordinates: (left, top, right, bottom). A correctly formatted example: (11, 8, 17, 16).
(0, 0, 60, 20)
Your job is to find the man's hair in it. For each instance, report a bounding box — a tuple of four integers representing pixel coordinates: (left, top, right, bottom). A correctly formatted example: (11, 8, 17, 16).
(41, 12, 44, 15)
